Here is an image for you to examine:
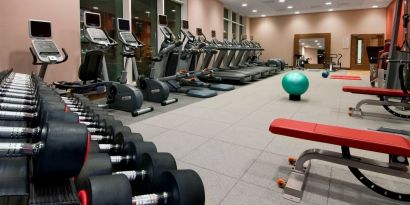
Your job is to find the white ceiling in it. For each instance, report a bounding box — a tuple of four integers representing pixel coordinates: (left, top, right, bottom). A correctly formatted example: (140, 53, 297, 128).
(221, 0, 392, 17)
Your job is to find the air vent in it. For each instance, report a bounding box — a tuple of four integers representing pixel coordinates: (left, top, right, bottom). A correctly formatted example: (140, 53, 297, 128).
(338, 2, 350, 7)
(311, 5, 323, 9)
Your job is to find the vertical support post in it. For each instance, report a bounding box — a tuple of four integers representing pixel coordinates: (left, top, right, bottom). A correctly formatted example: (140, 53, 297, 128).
(123, 0, 133, 84)
(386, 0, 403, 89)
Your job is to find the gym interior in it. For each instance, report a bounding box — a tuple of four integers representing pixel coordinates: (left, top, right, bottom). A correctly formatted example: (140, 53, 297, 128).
(0, 0, 409, 204)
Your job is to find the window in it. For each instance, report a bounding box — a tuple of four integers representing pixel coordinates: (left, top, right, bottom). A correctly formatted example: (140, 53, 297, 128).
(357, 39, 363, 64)
(80, 0, 123, 81)
(223, 8, 246, 41)
(131, 0, 157, 77)
(165, 0, 181, 37)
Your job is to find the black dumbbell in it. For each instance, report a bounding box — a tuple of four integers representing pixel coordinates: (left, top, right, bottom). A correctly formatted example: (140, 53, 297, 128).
(79, 170, 205, 205)
(0, 121, 89, 178)
(107, 141, 157, 171)
(89, 132, 143, 154)
(76, 151, 176, 195)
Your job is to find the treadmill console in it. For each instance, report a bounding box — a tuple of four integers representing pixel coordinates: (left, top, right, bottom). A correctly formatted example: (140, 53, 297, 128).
(117, 18, 139, 48)
(29, 20, 64, 63)
(84, 12, 111, 46)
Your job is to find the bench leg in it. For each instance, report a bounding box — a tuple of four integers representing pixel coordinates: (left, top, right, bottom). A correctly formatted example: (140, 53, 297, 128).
(283, 161, 311, 202)
(282, 148, 410, 202)
(349, 99, 410, 120)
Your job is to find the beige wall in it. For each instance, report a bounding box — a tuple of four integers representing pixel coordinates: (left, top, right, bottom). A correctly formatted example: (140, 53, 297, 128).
(0, 0, 81, 82)
(187, 0, 224, 39)
(250, 9, 386, 68)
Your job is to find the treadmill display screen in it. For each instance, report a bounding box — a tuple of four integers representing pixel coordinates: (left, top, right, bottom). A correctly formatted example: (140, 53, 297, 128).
(159, 15, 167, 25)
(211, 30, 216, 38)
(182, 20, 189, 29)
(196, 28, 203, 36)
(30, 20, 51, 38)
(118, 18, 130, 31)
(84, 12, 101, 27)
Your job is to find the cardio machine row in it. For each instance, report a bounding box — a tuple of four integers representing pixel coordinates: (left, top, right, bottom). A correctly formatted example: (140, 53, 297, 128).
(0, 70, 205, 205)
(55, 12, 285, 105)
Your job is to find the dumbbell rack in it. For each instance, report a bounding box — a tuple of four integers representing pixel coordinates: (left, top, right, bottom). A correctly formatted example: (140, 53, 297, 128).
(0, 70, 205, 205)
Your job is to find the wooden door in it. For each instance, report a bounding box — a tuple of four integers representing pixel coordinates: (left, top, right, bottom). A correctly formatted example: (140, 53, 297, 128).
(350, 34, 384, 70)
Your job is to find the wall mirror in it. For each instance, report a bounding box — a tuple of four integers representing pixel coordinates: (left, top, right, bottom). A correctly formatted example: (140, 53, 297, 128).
(294, 33, 331, 69)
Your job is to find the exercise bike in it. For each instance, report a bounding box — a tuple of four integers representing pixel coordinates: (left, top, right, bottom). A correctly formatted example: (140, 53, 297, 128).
(54, 11, 153, 116)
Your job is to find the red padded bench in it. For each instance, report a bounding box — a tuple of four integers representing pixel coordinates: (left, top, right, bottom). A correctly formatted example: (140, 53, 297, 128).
(343, 86, 409, 97)
(269, 118, 410, 157)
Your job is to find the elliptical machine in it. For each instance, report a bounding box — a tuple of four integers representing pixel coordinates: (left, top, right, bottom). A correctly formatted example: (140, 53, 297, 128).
(117, 18, 178, 106)
(29, 20, 68, 80)
(54, 12, 153, 116)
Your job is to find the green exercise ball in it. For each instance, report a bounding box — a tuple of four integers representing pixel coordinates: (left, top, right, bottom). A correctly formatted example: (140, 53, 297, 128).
(282, 71, 309, 99)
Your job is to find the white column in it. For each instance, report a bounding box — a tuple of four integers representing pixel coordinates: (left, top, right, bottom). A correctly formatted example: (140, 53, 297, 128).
(157, 0, 165, 52)
(123, 0, 133, 84)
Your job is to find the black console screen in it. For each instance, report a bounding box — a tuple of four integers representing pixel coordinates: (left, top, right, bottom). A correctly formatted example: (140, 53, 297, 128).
(159, 15, 167, 25)
(118, 18, 130, 31)
(182, 20, 189, 29)
(85, 12, 101, 27)
(30, 21, 51, 38)
(196, 28, 203, 36)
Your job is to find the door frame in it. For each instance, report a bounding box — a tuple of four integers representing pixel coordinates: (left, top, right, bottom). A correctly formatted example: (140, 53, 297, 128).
(350, 34, 384, 70)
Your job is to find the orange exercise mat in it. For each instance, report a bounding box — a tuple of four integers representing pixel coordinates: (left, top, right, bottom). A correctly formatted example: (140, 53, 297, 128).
(330, 75, 362, 80)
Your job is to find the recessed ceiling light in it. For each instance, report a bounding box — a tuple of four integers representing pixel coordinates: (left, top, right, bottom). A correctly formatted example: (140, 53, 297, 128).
(295, 11, 300, 14)
(172, 9, 176, 12)
(301, 43, 305, 45)
(279, 0, 286, 3)
(319, 46, 323, 48)
(287, 5, 293, 9)
(242, 3, 248, 7)
(252, 9, 258, 13)
(93, 6, 99, 10)
(261, 14, 266, 17)
(325, 2, 332, 6)
(145, 11, 151, 14)
(328, 9, 334, 11)
(134, 17, 140, 19)
(372, 5, 379, 8)
(314, 40, 318, 42)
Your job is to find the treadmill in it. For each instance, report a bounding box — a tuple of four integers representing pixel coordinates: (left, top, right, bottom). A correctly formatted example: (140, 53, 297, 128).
(222, 39, 262, 80)
(241, 39, 279, 75)
(195, 30, 253, 83)
(156, 15, 217, 98)
(228, 39, 271, 78)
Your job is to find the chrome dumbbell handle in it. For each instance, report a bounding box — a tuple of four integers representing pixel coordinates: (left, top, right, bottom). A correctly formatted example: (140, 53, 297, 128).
(113, 170, 146, 181)
(0, 126, 40, 138)
(110, 155, 132, 164)
(0, 102, 36, 112)
(0, 97, 36, 105)
(132, 192, 168, 205)
(90, 134, 111, 141)
(0, 88, 35, 95)
(98, 144, 121, 152)
(1, 83, 35, 91)
(0, 91, 36, 99)
(0, 110, 37, 120)
(0, 142, 42, 157)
